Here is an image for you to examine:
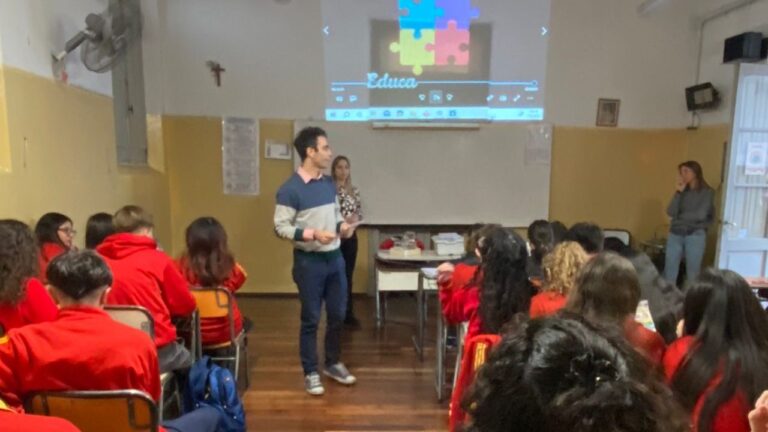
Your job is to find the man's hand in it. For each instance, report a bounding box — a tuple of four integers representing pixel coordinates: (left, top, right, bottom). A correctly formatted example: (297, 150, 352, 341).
(314, 230, 337, 245)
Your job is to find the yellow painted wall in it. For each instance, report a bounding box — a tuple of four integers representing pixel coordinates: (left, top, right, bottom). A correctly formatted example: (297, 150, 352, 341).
(0, 66, 172, 247)
(163, 116, 373, 294)
(0, 65, 10, 171)
(549, 127, 689, 245)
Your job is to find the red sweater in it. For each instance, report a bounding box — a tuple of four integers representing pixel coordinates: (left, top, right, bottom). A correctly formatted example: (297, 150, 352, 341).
(176, 258, 247, 345)
(38, 243, 67, 283)
(0, 307, 161, 411)
(529, 292, 567, 318)
(97, 233, 196, 348)
(439, 264, 482, 342)
(624, 319, 666, 366)
(0, 278, 58, 335)
(663, 336, 750, 432)
(0, 412, 80, 432)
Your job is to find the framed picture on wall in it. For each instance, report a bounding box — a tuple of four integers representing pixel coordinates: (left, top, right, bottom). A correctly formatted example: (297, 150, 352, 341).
(596, 98, 620, 127)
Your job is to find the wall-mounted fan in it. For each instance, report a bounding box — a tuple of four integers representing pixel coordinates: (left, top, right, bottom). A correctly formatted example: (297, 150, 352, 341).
(52, 1, 141, 73)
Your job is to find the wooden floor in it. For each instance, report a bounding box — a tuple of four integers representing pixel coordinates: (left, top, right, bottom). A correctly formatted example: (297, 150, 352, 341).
(239, 295, 449, 432)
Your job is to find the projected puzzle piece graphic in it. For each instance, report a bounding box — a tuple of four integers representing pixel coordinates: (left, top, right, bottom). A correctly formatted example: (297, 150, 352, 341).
(398, 0, 444, 39)
(426, 21, 470, 65)
(435, 0, 479, 29)
(389, 29, 435, 75)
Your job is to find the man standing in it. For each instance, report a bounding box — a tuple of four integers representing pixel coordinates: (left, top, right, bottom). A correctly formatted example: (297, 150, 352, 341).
(274, 127, 357, 396)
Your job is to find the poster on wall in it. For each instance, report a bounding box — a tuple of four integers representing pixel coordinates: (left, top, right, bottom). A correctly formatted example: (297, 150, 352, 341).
(745, 142, 768, 176)
(222, 117, 260, 196)
(525, 123, 552, 165)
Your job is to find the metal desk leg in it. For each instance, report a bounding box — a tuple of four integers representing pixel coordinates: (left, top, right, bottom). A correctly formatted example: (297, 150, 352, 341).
(375, 267, 382, 328)
(412, 272, 425, 361)
(435, 316, 446, 402)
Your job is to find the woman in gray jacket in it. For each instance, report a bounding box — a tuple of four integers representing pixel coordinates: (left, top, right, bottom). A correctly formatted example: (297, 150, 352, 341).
(665, 161, 715, 286)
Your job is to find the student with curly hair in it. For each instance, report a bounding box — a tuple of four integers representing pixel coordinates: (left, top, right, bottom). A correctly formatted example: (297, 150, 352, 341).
(463, 316, 689, 432)
(529, 241, 588, 318)
(0, 220, 57, 336)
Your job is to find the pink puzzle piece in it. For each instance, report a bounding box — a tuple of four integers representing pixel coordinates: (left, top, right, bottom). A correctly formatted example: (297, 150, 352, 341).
(426, 20, 470, 66)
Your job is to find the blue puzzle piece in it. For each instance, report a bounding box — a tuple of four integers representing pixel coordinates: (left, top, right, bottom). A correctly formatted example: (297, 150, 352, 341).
(435, 0, 479, 29)
(398, 0, 444, 38)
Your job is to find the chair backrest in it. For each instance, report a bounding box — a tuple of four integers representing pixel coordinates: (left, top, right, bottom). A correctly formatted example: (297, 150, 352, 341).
(190, 287, 236, 344)
(450, 334, 502, 432)
(604, 229, 631, 246)
(105, 306, 155, 339)
(190, 287, 232, 319)
(25, 390, 158, 432)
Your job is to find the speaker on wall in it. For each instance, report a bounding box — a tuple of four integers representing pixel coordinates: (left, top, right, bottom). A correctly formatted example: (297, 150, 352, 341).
(723, 32, 764, 63)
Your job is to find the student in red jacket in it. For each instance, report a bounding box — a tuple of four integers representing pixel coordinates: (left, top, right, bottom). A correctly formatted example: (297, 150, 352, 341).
(0, 251, 219, 432)
(440, 226, 533, 345)
(436, 224, 489, 296)
(34, 212, 75, 282)
(664, 269, 768, 432)
(0, 220, 57, 336)
(0, 411, 81, 432)
(97, 205, 197, 373)
(529, 241, 588, 318)
(176, 217, 249, 346)
(565, 253, 666, 366)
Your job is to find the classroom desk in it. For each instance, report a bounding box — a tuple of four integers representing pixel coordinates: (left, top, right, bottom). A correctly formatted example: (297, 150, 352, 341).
(374, 250, 461, 328)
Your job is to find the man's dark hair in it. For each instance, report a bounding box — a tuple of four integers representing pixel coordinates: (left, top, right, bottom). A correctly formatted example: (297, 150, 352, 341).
(47, 250, 113, 300)
(566, 222, 605, 254)
(294, 127, 327, 161)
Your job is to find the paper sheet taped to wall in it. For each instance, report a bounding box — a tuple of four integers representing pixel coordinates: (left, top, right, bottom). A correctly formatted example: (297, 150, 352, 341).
(222, 117, 260, 196)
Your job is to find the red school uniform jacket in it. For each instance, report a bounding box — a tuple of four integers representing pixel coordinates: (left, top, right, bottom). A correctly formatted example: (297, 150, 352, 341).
(38, 242, 68, 283)
(529, 292, 567, 319)
(623, 319, 666, 366)
(97, 233, 196, 348)
(663, 336, 751, 432)
(0, 412, 81, 432)
(176, 258, 247, 345)
(439, 264, 482, 342)
(0, 306, 161, 411)
(0, 278, 58, 336)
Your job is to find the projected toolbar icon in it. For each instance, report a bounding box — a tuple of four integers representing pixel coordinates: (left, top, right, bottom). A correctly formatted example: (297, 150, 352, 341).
(390, 0, 479, 76)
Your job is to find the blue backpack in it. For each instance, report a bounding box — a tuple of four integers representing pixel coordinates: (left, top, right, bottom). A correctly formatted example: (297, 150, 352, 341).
(185, 356, 246, 432)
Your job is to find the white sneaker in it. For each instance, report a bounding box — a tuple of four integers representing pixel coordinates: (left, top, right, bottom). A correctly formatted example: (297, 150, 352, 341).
(304, 372, 325, 396)
(323, 362, 357, 385)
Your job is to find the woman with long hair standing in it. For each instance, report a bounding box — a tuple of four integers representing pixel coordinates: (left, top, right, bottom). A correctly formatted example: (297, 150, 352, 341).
(332, 155, 363, 328)
(665, 161, 715, 285)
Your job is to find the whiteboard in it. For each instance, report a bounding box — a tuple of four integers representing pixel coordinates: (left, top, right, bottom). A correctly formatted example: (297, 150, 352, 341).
(294, 121, 551, 226)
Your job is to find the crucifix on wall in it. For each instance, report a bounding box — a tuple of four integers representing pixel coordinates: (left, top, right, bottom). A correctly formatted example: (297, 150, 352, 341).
(206, 60, 226, 87)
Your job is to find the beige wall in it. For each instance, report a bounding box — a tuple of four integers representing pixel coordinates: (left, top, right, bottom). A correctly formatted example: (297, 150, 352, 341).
(0, 66, 172, 248)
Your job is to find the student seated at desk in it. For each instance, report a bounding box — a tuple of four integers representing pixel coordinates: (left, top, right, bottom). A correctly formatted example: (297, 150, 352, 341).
(35, 212, 76, 283)
(0, 220, 58, 335)
(436, 224, 491, 294)
(0, 251, 220, 432)
(97, 205, 197, 374)
(565, 253, 666, 366)
(439, 226, 533, 344)
(529, 241, 588, 318)
(526, 220, 554, 280)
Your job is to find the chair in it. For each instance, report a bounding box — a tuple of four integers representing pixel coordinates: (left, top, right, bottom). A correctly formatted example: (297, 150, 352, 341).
(104, 306, 180, 420)
(190, 287, 249, 387)
(25, 390, 159, 432)
(105, 306, 155, 339)
(449, 334, 502, 432)
(604, 229, 631, 246)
